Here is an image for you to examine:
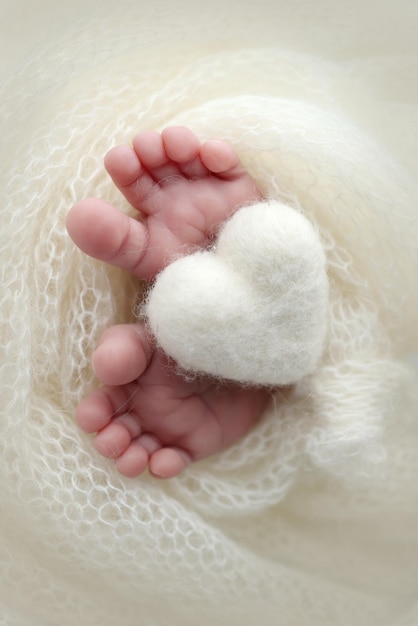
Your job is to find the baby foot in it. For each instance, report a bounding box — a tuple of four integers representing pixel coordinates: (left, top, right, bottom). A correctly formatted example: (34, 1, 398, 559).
(67, 127, 267, 478)
(77, 323, 269, 479)
(66, 126, 261, 281)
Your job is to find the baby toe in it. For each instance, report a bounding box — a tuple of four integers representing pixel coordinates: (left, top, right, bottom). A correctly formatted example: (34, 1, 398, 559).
(132, 130, 167, 169)
(92, 324, 152, 386)
(93, 413, 142, 458)
(200, 139, 241, 175)
(161, 126, 201, 163)
(104, 144, 142, 189)
(115, 440, 150, 478)
(149, 447, 192, 479)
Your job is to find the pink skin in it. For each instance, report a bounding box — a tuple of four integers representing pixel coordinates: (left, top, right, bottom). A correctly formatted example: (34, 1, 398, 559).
(66, 126, 270, 479)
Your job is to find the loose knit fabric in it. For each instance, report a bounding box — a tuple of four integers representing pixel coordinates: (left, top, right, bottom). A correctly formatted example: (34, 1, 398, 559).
(1, 1, 418, 625)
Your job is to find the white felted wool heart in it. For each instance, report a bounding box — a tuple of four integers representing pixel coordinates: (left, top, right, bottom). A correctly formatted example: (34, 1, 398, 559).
(145, 200, 329, 386)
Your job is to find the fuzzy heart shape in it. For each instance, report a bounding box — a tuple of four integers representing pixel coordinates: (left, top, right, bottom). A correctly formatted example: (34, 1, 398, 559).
(145, 200, 329, 386)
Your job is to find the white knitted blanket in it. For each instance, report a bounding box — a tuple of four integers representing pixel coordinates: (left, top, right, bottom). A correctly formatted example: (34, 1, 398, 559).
(1, 1, 417, 625)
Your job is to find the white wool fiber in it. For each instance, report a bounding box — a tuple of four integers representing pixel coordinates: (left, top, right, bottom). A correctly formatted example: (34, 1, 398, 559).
(1, 1, 418, 625)
(146, 200, 329, 385)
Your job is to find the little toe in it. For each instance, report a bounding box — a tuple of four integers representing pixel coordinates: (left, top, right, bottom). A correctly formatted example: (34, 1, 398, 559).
(149, 447, 192, 479)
